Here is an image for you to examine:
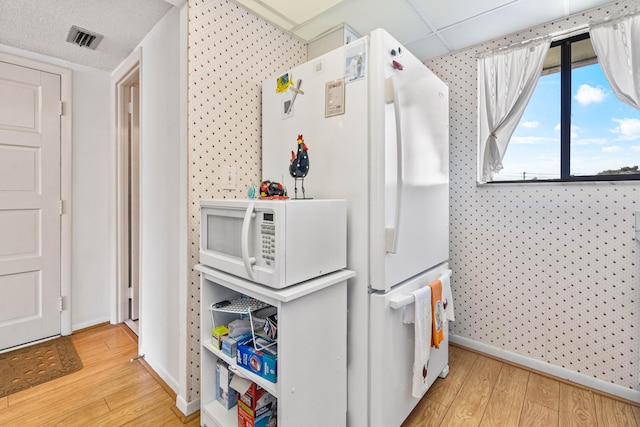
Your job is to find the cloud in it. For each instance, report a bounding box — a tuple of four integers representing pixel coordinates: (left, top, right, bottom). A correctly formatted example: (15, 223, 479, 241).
(521, 120, 540, 129)
(603, 145, 622, 153)
(573, 138, 608, 146)
(611, 118, 640, 140)
(574, 84, 607, 105)
(510, 136, 558, 145)
(632, 146, 640, 151)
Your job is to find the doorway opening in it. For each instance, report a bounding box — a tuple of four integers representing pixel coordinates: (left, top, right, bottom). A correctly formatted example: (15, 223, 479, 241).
(115, 57, 141, 336)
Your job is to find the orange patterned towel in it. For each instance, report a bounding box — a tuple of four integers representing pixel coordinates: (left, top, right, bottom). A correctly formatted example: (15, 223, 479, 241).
(430, 279, 444, 349)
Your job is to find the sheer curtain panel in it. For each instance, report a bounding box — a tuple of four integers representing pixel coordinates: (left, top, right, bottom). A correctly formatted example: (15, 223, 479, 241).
(478, 41, 550, 183)
(590, 14, 640, 110)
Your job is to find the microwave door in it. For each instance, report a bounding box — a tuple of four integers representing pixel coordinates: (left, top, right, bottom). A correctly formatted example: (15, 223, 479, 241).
(203, 204, 258, 281)
(241, 202, 257, 281)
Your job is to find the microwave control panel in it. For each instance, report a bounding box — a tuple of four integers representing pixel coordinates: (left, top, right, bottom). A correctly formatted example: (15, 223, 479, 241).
(260, 214, 276, 266)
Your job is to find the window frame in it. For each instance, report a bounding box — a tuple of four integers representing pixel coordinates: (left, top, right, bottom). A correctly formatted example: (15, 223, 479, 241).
(489, 33, 640, 184)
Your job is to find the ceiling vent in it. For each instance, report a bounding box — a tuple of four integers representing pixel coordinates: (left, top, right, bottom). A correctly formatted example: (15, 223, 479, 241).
(66, 25, 103, 50)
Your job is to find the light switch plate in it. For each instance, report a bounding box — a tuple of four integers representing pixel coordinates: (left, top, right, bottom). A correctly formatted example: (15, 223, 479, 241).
(222, 166, 236, 190)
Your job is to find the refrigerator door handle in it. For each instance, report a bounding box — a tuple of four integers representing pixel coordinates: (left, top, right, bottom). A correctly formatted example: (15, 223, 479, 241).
(241, 202, 257, 280)
(385, 76, 403, 254)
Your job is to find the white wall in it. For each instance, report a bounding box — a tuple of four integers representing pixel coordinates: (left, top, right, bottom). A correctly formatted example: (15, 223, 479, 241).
(133, 5, 184, 394)
(0, 44, 112, 331)
(70, 69, 111, 330)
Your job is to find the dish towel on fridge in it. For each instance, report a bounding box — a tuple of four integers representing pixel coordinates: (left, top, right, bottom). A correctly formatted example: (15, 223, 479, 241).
(402, 286, 432, 398)
(429, 280, 444, 349)
(441, 271, 455, 322)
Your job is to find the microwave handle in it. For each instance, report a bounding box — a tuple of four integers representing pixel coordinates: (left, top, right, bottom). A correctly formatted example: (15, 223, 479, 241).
(241, 202, 257, 280)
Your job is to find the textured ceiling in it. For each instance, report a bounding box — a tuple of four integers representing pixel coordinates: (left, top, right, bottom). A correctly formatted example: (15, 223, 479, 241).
(0, 0, 174, 70)
(0, 0, 629, 71)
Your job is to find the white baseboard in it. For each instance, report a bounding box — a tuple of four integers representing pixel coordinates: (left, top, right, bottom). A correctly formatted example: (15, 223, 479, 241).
(71, 316, 111, 332)
(142, 352, 180, 395)
(176, 394, 200, 416)
(450, 334, 640, 403)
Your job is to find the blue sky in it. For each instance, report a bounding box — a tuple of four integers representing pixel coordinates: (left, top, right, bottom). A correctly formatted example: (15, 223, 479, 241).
(496, 63, 640, 180)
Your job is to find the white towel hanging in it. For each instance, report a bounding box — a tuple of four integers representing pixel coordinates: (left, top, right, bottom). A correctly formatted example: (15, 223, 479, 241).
(405, 286, 432, 398)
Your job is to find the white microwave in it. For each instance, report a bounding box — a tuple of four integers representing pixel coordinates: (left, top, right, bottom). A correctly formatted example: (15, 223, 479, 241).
(200, 199, 347, 288)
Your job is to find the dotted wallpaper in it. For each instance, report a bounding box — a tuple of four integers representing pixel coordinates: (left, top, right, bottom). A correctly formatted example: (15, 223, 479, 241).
(187, 0, 306, 401)
(426, 0, 639, 392)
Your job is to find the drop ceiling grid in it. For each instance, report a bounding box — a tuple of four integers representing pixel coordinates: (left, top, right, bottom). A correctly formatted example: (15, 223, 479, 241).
(290, 0, 433, 44)
(427, 0, 639, 391)
(411, 0, 516, 28)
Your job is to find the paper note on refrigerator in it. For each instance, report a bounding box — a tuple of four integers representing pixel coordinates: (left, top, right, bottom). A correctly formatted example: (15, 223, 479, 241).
(325, 79, 345, 117)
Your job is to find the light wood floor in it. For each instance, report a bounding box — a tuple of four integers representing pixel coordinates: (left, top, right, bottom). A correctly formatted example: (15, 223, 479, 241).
(0, 323, 200, 427)
(3, 325, 638, 426)
(402, 344, 640, 427)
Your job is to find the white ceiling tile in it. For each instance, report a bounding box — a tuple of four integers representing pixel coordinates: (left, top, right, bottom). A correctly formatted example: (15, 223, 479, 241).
(437, 0, 566, 50)
(291, 0, 432, 46)
(411, 0, 517, 29)
(405, 36, 452, 61)
(232, 0, 295, 29)
(262, 0, 343, 25)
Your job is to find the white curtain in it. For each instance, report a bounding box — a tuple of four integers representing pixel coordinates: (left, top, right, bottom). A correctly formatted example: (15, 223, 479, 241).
(590, 14, 640, 110)
(478, 40, 550, 183)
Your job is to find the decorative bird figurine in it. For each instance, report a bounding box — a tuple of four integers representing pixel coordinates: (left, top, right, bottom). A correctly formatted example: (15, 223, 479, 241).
(289, 134, 309, 199)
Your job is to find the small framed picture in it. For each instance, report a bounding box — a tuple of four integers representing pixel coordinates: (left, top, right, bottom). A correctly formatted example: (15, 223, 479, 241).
(325, 79, 345, 117)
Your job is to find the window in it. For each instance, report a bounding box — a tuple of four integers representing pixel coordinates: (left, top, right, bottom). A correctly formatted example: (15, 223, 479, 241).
(492, 33, 640, 182)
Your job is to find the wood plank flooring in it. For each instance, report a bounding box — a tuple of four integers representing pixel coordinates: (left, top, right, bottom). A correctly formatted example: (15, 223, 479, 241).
(3, 325, 638, 426)
(0, 324, 200, 427)
(402, 345, 640, 427)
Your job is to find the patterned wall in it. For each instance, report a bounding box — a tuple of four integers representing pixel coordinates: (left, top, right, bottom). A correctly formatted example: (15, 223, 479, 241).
(187, 0, 306, 400)
(187, 0, 640, 403)
(427, 0, 639, 391)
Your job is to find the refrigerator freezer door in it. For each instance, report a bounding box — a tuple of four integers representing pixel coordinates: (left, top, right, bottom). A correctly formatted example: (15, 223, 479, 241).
(369, 28, 450, 291)
(369, 265, 450, 427)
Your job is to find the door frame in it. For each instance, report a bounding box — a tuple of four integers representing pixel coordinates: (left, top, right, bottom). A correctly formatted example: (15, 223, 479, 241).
(0, 51, 72, 336)
(111, 48, 142, 330)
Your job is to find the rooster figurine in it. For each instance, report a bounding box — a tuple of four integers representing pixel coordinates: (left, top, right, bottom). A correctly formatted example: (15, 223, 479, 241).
(289, 134, 309, 199)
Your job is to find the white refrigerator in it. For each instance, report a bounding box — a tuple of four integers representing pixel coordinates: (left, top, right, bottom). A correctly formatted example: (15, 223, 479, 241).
(262, 28, 450, 427)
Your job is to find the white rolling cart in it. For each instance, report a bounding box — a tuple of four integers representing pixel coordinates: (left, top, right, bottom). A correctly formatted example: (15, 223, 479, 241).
(197, 264, 354, 427)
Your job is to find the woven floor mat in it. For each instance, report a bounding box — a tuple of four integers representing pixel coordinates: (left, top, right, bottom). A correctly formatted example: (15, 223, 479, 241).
(0, 336, 83, 398)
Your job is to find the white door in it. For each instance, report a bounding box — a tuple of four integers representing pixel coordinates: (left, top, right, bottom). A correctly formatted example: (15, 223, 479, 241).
(0, 61, 61, 350)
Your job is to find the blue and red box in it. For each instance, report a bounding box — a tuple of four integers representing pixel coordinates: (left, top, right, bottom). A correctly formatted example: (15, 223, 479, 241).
(236, 342, 277, 383)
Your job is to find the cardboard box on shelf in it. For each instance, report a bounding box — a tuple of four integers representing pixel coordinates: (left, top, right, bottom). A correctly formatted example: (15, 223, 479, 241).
(263, 314, 278, 340)
(215, 360, 237, 409)
(237, 342, 277, 383)
(212, 325, 229, 350)
(222, 333, 253, 358)
(237, 382, 277, 427)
